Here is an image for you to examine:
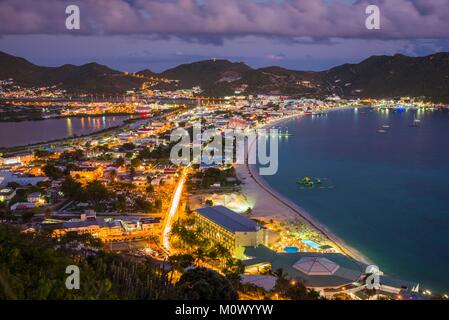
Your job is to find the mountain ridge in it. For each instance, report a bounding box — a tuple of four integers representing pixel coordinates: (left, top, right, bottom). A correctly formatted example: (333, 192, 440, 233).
(1, 50, 449, 101)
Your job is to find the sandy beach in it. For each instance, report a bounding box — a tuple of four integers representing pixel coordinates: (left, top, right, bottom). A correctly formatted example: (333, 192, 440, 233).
(235, 113, 371, 265)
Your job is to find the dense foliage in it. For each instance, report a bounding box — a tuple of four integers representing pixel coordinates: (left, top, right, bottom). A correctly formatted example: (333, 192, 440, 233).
(176, 267, 238, 300)
(0, 224, 177, 299)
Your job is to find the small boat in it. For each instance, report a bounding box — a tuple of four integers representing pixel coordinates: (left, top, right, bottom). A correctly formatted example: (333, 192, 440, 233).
(409, 118, 421, 127)
(382, 125, 390, 128)
(378, 129, 387, 133)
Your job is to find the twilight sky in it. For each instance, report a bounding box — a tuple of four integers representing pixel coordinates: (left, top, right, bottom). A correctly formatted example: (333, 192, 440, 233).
(1, 0, 449, 72)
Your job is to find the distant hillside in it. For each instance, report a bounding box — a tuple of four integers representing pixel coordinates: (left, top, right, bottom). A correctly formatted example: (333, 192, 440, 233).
(1, 51, 449, 101)
(323, 53, 449, 101)
(160, 59, 251, 87)
(0, 51, 145, 94)
(240, 66, 327, 96)
(156, 60, 329, 96)
(136, 69, 157, 78)
(157, 59, 252, 96)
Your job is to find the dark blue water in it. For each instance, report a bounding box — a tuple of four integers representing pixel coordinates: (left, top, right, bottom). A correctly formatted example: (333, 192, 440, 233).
(259, 107, 449, 293)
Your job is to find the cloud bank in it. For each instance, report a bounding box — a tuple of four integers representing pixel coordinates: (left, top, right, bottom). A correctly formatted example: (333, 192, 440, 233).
(1, 0, 449, 41)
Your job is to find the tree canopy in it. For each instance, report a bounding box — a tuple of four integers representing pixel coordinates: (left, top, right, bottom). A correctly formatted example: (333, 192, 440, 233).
(176, 267, 238, 300)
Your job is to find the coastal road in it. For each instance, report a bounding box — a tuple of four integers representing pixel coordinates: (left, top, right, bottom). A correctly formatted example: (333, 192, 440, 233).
(161, 167, 188, 253)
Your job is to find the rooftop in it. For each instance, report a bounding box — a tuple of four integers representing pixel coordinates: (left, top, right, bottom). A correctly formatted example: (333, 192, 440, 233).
(0, 188, 15, 195)
(196, 205, 261, 232)
(243, 245, 365, 289)
(293, 257, 340, 275)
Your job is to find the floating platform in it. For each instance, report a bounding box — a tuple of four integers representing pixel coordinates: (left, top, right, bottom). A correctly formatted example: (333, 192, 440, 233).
(296, 177, 334, 189)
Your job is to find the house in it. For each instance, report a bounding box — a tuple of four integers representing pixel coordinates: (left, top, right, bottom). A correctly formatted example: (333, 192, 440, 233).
(10, 202, 36, 211)
(27, 192, 45, 205)
(227, 117, 247, 130)
(150, 178, 162, 186)
(0, 152, 34, 166)
(0, 170, 47, 188)
(0, 188, 16, 203)
(51, 216, 162, 242)
(163, 168, 178, 175)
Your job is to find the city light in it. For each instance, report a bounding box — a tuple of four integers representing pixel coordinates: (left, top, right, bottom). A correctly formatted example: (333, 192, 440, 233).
(162, 168, 187, 252)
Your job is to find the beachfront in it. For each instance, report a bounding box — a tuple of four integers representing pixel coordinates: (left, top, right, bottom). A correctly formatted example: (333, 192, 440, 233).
(235, 113, 371, 265)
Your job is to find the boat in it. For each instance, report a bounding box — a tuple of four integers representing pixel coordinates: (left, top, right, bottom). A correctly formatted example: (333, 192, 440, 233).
(378, 129, 387, 133)
(409, 118, 421, 127)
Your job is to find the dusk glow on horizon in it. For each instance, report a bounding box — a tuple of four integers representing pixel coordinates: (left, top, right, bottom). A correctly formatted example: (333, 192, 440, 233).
(1, 0, 449, 72)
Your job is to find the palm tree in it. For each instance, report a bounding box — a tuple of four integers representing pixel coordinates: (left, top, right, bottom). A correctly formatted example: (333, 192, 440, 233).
(168, 254, 194, 283)
(209, 243, 231, 268)
(192, 248, 207, 265)
(273, 268, 290, 294)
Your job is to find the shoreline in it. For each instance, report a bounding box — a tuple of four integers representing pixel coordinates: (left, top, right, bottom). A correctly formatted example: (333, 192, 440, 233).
(0, 116, 150, 154)
(235, 109, 372, 265)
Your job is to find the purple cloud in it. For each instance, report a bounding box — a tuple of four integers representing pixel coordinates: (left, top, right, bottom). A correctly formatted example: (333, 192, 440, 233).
(267, 53, 286, 61)
(1, 0, 449, 40)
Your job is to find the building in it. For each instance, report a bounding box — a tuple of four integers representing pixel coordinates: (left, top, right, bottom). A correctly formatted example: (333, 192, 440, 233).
(10, 202, 36, 211)
(241, 245, 419, 298)
(242, 245, 364, 290)
(51, 216, 162, 242)
(0, 170, 47, 188)
(70, 166, 104, 184)
(0, 152, 34, 166)
(27, 192, 45, 206)
(194, 205, 266, 256)
(227, 117, 247, 130)
(0, 188, 16, 203)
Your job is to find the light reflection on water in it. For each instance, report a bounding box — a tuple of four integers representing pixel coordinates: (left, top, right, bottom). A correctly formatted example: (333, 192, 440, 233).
(0, 116, 128, 148)
(66, 118, 73, 137)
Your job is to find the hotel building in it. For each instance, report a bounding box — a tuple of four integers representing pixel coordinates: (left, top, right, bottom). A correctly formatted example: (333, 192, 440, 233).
(194, 205, 266, 256)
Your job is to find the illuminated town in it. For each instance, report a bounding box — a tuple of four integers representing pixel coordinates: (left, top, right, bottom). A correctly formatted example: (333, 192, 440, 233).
(2, 0, 449, 308)
(1, 75, 446, 300)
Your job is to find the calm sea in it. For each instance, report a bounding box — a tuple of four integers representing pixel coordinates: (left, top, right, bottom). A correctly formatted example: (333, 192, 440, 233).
(0, 116, 129, 148)
(259, 107, 449, 293)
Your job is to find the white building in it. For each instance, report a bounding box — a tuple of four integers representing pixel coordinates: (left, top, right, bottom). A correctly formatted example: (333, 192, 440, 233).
(0, 171, 47, 188)
(0, 188, 16, 203)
